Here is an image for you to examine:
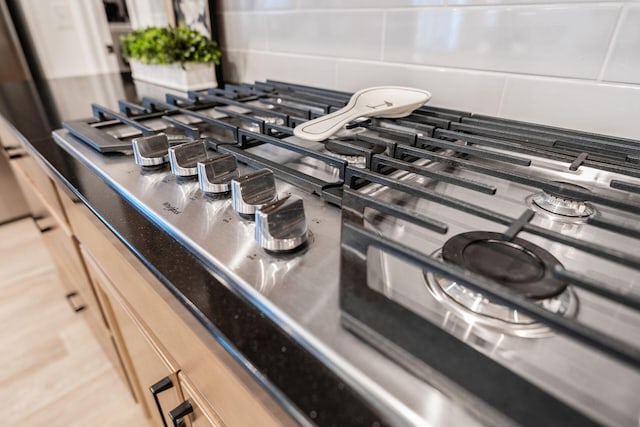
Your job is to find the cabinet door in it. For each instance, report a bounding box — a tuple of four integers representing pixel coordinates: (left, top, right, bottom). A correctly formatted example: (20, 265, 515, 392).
(87, 252, 184, 427)
(81, 247, 138, 400)
(10, 152, 123, 384)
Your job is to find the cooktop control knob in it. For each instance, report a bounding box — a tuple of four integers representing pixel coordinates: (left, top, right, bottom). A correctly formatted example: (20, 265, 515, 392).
(255, 195, 308, 252)
(197, 154, 239, 194)
(168, 140, 208, 177)
(231, 169, 277, 217)
(132, 133, 169, 167)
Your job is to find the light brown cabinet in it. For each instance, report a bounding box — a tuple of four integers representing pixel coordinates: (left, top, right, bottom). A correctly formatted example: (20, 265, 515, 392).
(84, 250, 187, 427)
(0, 122, 29, 221)
(4, 123, 294, 427)
(5, 140, 67, 229)
(178, 374, 224, 427)
(5, 135, 140, 401)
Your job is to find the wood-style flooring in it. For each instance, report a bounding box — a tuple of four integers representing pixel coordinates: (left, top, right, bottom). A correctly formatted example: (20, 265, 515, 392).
(0, 218, 148, 426)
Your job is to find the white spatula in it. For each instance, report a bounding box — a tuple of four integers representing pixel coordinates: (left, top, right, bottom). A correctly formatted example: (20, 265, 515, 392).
(293, 86, 431, 142)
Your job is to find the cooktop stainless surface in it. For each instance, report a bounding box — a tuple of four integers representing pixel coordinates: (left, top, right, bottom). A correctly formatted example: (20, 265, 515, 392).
(362, 151, 640, 426)
(55, 80, 640, 426)
(54, 127, 478, 427)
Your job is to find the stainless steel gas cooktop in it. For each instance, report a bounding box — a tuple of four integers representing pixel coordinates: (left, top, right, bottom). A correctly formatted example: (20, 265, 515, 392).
(55, 80, 640, 427)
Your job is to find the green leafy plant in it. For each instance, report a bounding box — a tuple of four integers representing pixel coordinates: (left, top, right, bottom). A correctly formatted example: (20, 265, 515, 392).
(121, 25, 221, 65)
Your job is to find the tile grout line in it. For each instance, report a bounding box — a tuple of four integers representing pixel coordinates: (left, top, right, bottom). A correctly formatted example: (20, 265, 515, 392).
(496, 78, 509, 118)
(221, 2, 628, 14)
(225, 47, 640, 90)
(379, 11, 387, 62)
(265, 10, 271, 52)
(597, 4, 625, 81)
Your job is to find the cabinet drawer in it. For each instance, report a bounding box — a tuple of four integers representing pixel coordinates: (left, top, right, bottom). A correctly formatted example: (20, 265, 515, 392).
(9, 151, 68, 232)
(41, 225, 87, 293)
(85, 249, 184, 427)
(178, 373, 224, 427)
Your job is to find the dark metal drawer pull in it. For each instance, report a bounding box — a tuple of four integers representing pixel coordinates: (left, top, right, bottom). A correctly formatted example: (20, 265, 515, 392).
(169, 400, 193, 427)
(64, 291, 86, 313)
(149, 376, 174, 427)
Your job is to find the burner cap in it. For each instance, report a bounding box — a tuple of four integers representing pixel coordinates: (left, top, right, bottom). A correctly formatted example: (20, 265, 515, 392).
(530, 181, 595, 218)
(442, 231, 566, 299)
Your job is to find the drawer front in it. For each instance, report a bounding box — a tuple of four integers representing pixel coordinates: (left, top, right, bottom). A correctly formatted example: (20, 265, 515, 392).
(84, 249, 184, 427)
(0, 146, 28, 221)
(9, 151, 68, 232)
(178, 373, 224, 427)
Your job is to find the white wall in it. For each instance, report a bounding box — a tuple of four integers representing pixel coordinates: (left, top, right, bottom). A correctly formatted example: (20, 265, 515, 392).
(125, 0, 169, 28)
(46, 74, 127, 121)
(16, 0, 119, 78)
(218, 1, 640, 140)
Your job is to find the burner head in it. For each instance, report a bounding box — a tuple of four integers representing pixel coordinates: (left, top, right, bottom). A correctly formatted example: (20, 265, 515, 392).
(530, 182, 595, 218)
(324, 138, 385, 168)
(325, 138, 386, 156)
(442, 231, 566, 299)
(425, 231, 577, 334)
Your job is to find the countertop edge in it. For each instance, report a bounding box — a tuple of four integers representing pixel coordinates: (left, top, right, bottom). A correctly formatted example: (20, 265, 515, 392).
(8, 118, 395, 426)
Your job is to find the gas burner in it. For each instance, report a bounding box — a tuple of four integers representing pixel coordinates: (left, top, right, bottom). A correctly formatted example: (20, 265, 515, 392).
(424, 231, 578, 337)
(254, 115, 285, 126)
(528, 182, 595, 219)
(324, 138, 385, 168)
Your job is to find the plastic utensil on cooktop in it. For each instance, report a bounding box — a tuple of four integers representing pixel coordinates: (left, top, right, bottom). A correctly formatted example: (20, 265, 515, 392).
(293, 86, 431, 142)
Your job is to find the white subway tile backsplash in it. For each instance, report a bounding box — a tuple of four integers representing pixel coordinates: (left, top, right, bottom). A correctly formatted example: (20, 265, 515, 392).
(384, 5, 620, 79)
(334, 61, 505, 114)
(499, 77, 640, 139)
(296, 0, 444, 8)
(220, 13, 268, 50)
(266, 11, 384, 60)
(218, 1, 640, 137)
(222, 49, 252, 83)
(223, 49, 337, 88)
(602, 6, 640, 85)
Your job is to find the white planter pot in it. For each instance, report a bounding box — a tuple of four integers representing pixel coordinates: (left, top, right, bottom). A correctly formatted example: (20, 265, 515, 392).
(129, 60, 217, 92)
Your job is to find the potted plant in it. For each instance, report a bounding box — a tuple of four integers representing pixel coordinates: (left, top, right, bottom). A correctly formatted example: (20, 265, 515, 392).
(121, 25, 222, 92)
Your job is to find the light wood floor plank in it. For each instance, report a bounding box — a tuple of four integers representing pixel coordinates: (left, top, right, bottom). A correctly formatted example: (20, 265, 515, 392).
(0, 218, 149, 426)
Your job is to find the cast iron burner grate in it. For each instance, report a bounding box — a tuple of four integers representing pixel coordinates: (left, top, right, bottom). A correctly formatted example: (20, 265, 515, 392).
(60, 78, 640, 427)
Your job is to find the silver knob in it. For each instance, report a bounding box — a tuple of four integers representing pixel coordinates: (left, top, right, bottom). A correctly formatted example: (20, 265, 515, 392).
(231, 169, 277, 217)
(197, 154, 239, 194)
(132, 133, 169, 167)
(255, 195, 308, 252)
(168, 140, 208, 177)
